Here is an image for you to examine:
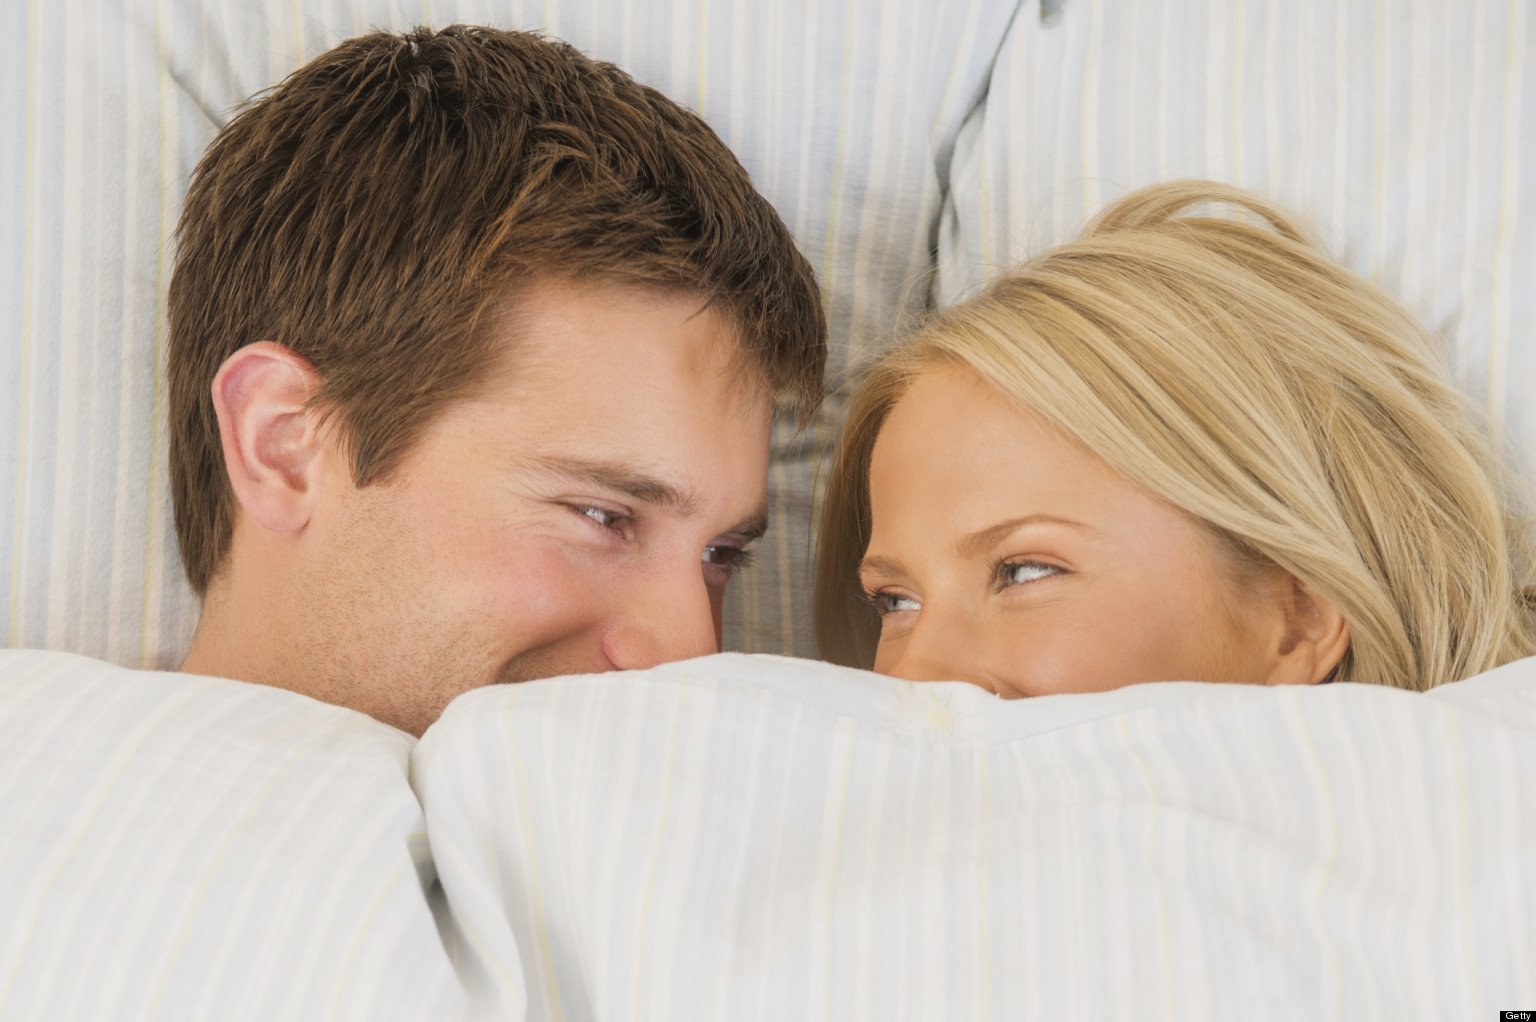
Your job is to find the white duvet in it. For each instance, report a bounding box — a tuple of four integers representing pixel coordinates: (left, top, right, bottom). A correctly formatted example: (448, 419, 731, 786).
(2, 648, 1532, 1020)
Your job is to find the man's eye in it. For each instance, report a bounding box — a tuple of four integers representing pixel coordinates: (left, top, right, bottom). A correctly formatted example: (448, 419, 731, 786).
(574, 505, 631, 534)
(862, 590, 920, 618)
(995, 560, 1061, 590)
(703, 545, 756, 573)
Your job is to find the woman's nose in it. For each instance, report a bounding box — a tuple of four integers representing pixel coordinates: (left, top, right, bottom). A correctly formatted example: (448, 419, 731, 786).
(882, 612, 1000, 693)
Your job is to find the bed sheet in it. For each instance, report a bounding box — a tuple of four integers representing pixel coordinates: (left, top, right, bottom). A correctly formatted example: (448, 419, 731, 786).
(416, 651, 1536, 1020)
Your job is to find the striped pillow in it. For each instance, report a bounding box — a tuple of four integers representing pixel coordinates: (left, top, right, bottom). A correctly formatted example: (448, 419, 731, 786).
(937, 0, 1536, 474)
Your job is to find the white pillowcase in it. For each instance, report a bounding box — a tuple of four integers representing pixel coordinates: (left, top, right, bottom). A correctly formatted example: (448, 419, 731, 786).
(415, 651, 1536, 1020)
(937, 0, 1536, 474)
(0, 650, 459, 1021)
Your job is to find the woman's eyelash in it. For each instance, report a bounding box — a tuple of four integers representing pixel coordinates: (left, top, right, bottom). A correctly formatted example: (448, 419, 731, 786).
(993, 559, 1061, 590)
(860, 588, 919, 618)
(860, 562, 1060, 617)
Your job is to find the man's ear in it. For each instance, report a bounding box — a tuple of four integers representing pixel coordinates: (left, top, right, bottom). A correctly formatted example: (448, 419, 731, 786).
(210, 342, 330, 534)
(1264, 576, 1352, 686)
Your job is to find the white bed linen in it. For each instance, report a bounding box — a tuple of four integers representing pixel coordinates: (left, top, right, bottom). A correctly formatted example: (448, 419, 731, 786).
(937, 0, 1536, 475)
(0, 649, 459, 1021)
(6, 646, 1532, 1019)
(416, 652, 1536, 1021)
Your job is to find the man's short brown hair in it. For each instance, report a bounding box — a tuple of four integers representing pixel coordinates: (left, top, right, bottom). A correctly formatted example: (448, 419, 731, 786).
(168, 25, 825, 596)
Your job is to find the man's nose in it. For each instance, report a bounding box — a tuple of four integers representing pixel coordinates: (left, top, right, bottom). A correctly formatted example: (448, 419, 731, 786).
(602, 561, 718, 671)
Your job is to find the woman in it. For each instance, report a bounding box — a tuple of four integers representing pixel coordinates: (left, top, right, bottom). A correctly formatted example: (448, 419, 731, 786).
(815, 181, 1536, 696)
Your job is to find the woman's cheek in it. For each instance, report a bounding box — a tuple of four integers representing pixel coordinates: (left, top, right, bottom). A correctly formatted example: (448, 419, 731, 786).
(995, 618, 1116, 697)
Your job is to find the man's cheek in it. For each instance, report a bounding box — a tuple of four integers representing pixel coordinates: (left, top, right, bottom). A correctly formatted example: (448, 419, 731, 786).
(482, 545, 612, 631)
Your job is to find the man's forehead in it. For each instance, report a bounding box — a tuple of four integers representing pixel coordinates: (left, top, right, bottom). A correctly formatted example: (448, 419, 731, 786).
(486, 277, 776, 400)
(472, 297, 765, 426)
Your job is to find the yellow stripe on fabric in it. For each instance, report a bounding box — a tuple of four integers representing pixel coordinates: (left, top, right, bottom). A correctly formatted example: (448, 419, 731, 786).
(979, 125, 992, 285)
(1078, 0, 1094, 219)
(928, 0, 977, 137)
(773, 447, 794, 655)
(799, 443, 830, 648)
(503, 688, 560, 1019)
(10, 0, 39, 645)
(695, 0, 706, 118)
(634, 676, 690, 1016)
(327, 858, 411, 1021)
(819, 0, 856, 300)
(1447, 708, 1485, 1019)
(805, 419, 836, 551)
(820, 719, 857, 1022)
(138, 0, 171, 668)
(1116, 715, 1174, 1021)
(0, 680, 225, 1015)
(1287, 689, 1341, 1021)
(1371, 0, 1386, 277)
(976, 752, 992, 1022)
(1486, 0, 1522, 425)
(147, 717, 373, 1015)
(292, 0, 302, 67)
(1231, 0, 1243, 183)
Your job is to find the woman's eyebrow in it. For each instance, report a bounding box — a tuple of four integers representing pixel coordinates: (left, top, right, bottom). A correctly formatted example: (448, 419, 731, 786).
(857, 555, 906, 580)
(955, 514, 1090, 558)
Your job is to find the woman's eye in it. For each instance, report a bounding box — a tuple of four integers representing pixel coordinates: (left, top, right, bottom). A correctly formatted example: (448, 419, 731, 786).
(863, 591, 920, 618)
(995, 560, 1060, 589)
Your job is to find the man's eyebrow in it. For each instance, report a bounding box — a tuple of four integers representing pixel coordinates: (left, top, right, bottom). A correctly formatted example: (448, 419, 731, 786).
(528, 455, 768, 540)
(728, 509, 769, 543)
(955, 514, 1090, 559)
(527, 456, 702, 515)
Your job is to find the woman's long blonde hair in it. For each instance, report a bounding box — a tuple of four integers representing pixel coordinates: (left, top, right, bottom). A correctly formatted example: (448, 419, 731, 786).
(815, 180, 1536, 689)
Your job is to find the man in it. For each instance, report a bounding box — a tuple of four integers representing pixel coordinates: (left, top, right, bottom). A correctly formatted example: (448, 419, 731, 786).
(167, 25, 826, 736)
